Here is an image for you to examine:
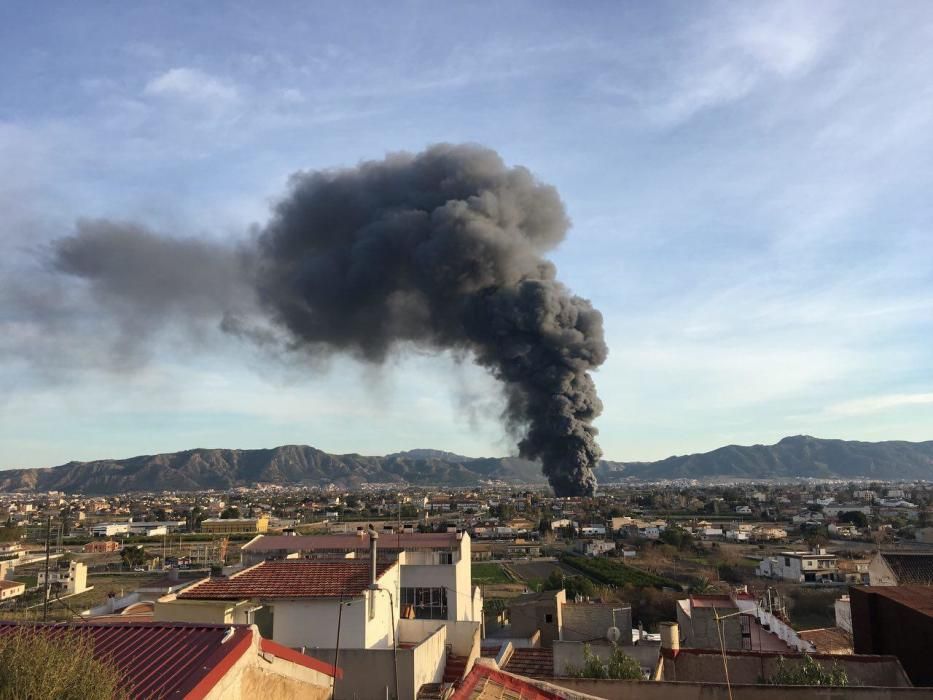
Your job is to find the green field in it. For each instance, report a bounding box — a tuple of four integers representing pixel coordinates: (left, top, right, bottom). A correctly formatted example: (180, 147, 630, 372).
(561, 554, 682, 590)
(472, 562, 514, 584)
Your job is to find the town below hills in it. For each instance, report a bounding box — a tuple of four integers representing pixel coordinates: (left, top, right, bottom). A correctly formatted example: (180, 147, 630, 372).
(1, 435, 931, 495)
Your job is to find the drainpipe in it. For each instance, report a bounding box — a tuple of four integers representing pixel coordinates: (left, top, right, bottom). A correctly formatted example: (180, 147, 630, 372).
(368, 525, 379, 622)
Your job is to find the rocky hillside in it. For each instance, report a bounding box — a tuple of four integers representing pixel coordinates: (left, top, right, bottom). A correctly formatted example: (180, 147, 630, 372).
(0, 435, 930, 494)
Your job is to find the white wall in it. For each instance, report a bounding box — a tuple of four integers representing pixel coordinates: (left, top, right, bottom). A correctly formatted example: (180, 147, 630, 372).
(274, 598, 367, 650)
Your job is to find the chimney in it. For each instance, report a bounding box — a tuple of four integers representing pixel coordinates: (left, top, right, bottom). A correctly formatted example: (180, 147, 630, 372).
(367, 524, 379, 587)
(659, 622, 680, 652)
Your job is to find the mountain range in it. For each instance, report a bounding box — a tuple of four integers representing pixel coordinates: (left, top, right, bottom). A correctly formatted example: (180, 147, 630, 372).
(1, 435, 931, 494)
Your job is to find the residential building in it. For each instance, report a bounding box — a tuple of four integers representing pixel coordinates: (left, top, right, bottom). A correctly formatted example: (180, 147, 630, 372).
(38, 559, 89, 595)
(656, 628, 908, 687)
(757, 548, 838, 583)
(201, 516, 269, 535)
(241, 530, 482, 623)
(676, 593, 812, 652)
(159, 559, 401, 650)
(576, 539, 615, 557)
(506, 589, 633, 649)
(0, 542, 25, 561)
(868, 551, 933, 586)
(84, 539, 121, 553)
(0, 580, 25, 601)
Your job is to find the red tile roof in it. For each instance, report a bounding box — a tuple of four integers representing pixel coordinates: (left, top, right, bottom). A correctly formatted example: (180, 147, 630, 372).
(178, 560, 396, 600)
(451, 663, 571, 700)
(243, 532, 460, 552)
(0, 622, 253, 700)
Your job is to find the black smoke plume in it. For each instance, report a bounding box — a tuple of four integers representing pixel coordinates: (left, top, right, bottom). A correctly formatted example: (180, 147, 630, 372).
(53, 144, 608, 496)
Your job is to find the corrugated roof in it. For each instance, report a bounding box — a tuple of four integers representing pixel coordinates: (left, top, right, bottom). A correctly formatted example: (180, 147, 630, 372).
(242, 532, 460, 552)
(178, 559, 396, 600)
(880, 553, 933, 585)
(857, 585, 933, 617)
(0, 622, 252, 700)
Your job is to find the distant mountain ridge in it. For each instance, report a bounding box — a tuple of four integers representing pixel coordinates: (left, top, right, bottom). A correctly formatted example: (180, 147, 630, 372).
(0, 435, 931, 494)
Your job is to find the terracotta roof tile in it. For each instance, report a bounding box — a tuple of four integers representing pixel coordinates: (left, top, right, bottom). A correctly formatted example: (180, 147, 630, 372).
(179, 559, 396, 600)
(243, 532, 460, 552)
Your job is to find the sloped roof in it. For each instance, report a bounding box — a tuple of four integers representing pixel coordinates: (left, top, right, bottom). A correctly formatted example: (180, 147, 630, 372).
(0, 622, 253, 699)
(178, 559, 396, 600)
(451, 662, 579, 700)
(798, 627, 853, 655)
(503, 648, 554, 678)
(242, 532, 460, 552)
(880, 553, 933, 584)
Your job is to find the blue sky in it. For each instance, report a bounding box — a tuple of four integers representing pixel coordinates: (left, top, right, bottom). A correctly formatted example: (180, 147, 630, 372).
(1, 1, 931, 469)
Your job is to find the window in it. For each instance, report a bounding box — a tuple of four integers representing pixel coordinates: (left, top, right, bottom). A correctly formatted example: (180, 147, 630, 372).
(545, 614, 554, 623)
(401, 587, 448, 619)
(784, 557, 791, 567)
(437, 552, 453, 565)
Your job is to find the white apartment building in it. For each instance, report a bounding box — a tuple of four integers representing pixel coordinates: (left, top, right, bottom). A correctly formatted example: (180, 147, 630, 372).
(38, 560, 89, 595)
(240, 529, 482, 623)
(757, 548, 838, 583)
(158, 535, 482, 700)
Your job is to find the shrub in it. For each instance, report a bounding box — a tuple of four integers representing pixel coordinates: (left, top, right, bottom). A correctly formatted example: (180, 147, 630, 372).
(564, 644, 642, 680)
(764, 654, 850, 686)
(0, 627, 127, 700)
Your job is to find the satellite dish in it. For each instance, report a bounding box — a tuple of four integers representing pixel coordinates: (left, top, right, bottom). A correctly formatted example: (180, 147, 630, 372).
(606, 626, 621, 643)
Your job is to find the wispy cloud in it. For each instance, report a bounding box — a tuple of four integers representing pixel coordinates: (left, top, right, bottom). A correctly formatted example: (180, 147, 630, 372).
(143, 67, 239, 105)
(826, 393, 933, 417)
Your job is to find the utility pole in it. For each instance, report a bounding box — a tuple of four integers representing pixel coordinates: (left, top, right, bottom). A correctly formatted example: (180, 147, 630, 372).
(42, 515, 52, 621)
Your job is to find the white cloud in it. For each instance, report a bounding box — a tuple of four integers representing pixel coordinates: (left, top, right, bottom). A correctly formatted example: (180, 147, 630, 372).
(826, 393, 933, 417)
(144, 67, 239, 105)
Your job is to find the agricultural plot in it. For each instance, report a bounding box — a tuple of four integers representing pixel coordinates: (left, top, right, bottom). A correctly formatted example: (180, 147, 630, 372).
(560, 554, 682, 590)
(472, 562, 515, 585)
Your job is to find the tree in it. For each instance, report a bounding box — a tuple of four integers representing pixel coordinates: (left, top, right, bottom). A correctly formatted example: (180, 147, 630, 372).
(659, 526, 693, 550)
(764, 654, 850, 686)
(121, 545, 146, 569)
(564, 644, 642, 680)
(220, 506, 241, 520)
(544, 571, 594, 600)
(838, 511, 868, 528)
(0, 627, 127, 699)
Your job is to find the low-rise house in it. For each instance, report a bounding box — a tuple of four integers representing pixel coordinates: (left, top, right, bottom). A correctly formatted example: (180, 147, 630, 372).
(675, 593, 812, 653)
(0, 542, 25, 561)
(0, 579, 25, 601)
(576, 540, 615, 557)
(868, 551, 933, 586)
(751, 526, 787, 541)
(38, 559, 89, 595)
(757, 548, 838, 583)
(241, 530, 482, 623)
(84, 539, 121, 553)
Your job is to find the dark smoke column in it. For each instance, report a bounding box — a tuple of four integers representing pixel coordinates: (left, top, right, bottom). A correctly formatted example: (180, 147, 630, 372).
(255, 144, 607, 496)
